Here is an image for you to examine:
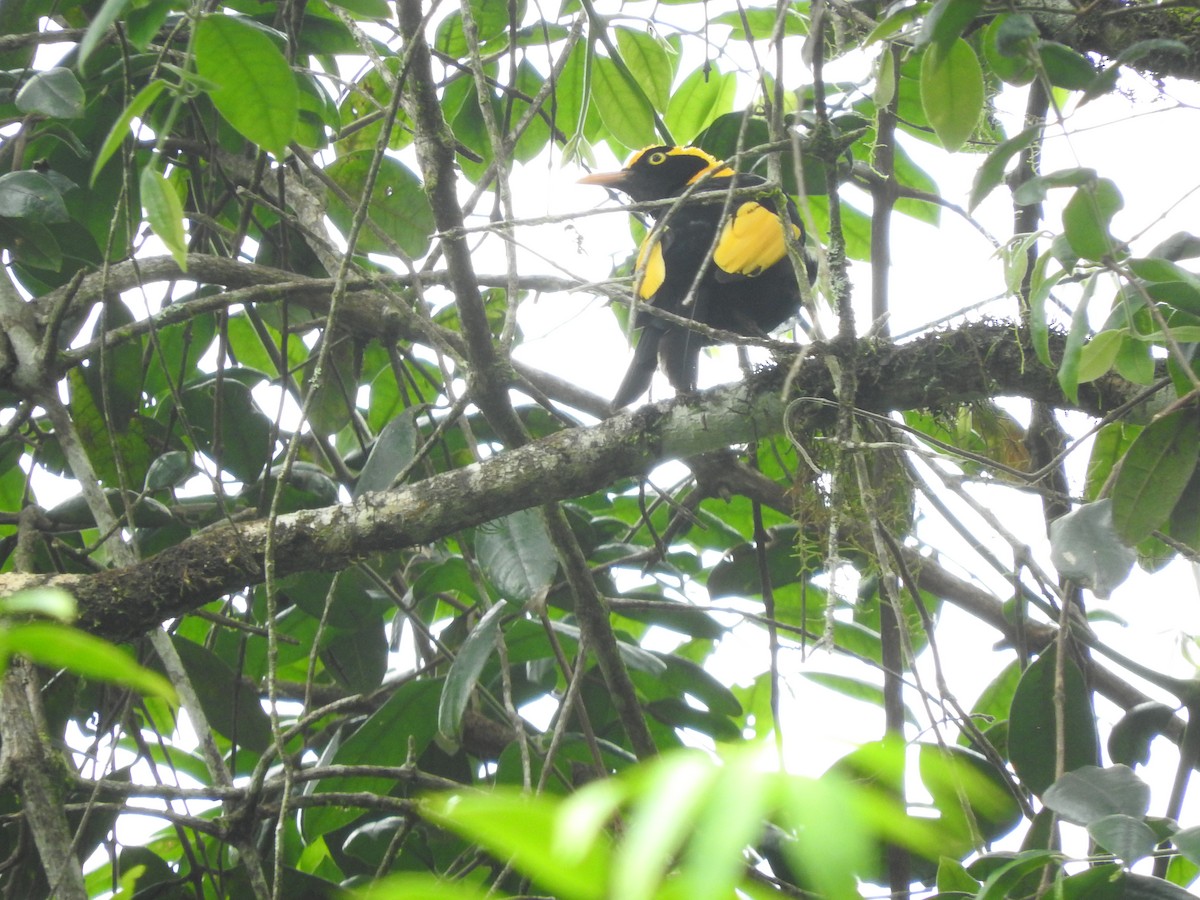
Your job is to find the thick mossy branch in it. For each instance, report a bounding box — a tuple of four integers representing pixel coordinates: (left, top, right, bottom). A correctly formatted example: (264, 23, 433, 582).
(1057, 0, 1200, 82)
(0, 322, 1144, 641)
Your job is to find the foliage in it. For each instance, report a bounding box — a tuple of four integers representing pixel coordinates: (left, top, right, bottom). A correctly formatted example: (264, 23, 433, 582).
(0, 0, 1199, 897)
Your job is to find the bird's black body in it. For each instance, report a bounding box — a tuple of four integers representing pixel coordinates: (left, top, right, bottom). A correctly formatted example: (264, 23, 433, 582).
(580, 145, 814, 408)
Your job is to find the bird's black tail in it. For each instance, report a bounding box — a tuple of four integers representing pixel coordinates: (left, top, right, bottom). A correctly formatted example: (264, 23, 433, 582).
(611, 328, 662, 409)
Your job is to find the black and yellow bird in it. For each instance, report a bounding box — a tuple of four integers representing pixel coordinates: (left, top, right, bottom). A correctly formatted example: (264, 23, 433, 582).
(580, 145, 815, 409)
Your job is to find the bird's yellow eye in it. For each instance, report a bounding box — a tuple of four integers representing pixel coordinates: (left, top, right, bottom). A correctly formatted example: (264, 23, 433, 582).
(648, 151, 667, 165)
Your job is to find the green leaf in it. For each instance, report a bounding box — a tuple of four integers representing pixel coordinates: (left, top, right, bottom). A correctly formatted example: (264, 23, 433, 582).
(808, 195, 872, 260)
(982, 14, 1036, 85)
(300, 335, 359, 435)
(1057, 271, 1098, 404)
(1169, 465, 1200, 551)
(1043, 765, 1151, 826)
(326, 153, 434, 259)
(801, 672, 918, 724)
(615, 27, 673, 112)
(893, 141, 941, 224)
(15, 67, 85, 118)
(920, 744, 1022, 845)
(169, 636, 270, 751)
(919, 39, 984, 152)
(973, 849, 1062, 900)
(139, 167, 188, 271)
(918, 0, 984, 61)
(1111, 405, 1200, 545)
(176, 376, 273, 482)
(326, 0, 391, 18)
(476, 508, 558, 604)
(354, 414, 417, 497)
(352, 873, 493, 900)
(1039, 42, 1099, 91)
(591, 54, 656, 150)
(0, 623, 176, 703)
(865, 3, 928, 45)
(0, 587, 76, 621)
(194, 15, 298, 156)
(92, 79, 169, 186)
(1089, 814, 1158, 865)
(125, 0, 172, 50)
(1115, 334, 1155, 385)
(77, 0, 134, 69)
(422, 789, 610, 900)
(937, 856, 981, 893)
(1172, 826, 1200, 868)
(548, 620, 666, 676)
(665, 66, 737, 143)
(551, 41, 589, 142)
(1008, 645, 1100, 795)
(969, 125, 1041, 211)
(437, 600, 508, 750)
(144, 450, 195, 491)
(511, 60, 552, 162)
(614, 750, 720, 900)
(1108, 702, 1176, 767)
(1028, 251, 1062, 367)
(433, 0, 524, 56)
(0, 171, 69, 223)
(1117, 38, 1190, 66)
(1049, 499, 1136, 599)
(1013, 166, 1097, 206)
(1076, 329, 1122, 383)
(676, 745, 774, 900)
(1063, 178, 1124, 260)
(713, 6, 809, 40)
(322, 623, 388, 694)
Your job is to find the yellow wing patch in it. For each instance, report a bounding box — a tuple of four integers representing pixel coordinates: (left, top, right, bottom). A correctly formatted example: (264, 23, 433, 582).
(635, 233, 665, 299)
(713, 201, 801, 277)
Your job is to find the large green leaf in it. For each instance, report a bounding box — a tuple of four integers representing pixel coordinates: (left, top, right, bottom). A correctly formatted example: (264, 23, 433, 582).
(354, 414, 418, 497)
(476, 508, 558, 604)
(919, 39, 984, 152)
(194, 15, 298, 156)
(1, 622, 176, 703)
(969, 125, 1041, 211)
(1049, 499, 1136, 598)
(615, 27, 674, 112)
(1111, 405, 1200, 545)
(664, 66, 737, 143)
(437, 600, 508, 750)
(321, 623, 388, 694)
(918, 0, 984, 61)
(326, 153, 434, 259)
(1008, 646, 1100, 795)
(176, 375, 274, 483)
(423, 789, 611, 900)
(139, 166, 187, 270)
(92, 80, 169, 185)
(0, 171, 69, 223)
(591, 53, 656, 150)
(1062, 178, 1124, 261)
(169, 635, 272, 752)
(15, 67, 84, 118)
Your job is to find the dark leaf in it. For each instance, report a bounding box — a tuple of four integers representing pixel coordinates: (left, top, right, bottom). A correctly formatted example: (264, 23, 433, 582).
(1008, 646, 1100, 795)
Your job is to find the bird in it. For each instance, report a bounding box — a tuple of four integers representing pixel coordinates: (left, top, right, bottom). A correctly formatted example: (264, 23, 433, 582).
(579, 145, 815, 409)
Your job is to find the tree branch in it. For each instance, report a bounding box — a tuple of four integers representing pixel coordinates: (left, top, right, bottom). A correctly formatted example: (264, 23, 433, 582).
(0, 323, 1140, 641)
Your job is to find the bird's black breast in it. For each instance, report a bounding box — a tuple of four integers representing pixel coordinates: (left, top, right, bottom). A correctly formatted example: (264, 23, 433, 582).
(643, 174, 804, 336)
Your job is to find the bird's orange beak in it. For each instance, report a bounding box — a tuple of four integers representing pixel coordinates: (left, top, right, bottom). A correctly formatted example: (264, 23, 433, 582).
(577, 170, 629, 187)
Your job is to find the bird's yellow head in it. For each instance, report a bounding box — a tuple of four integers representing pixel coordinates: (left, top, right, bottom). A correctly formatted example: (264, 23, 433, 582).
(578, 145, 734, 202)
